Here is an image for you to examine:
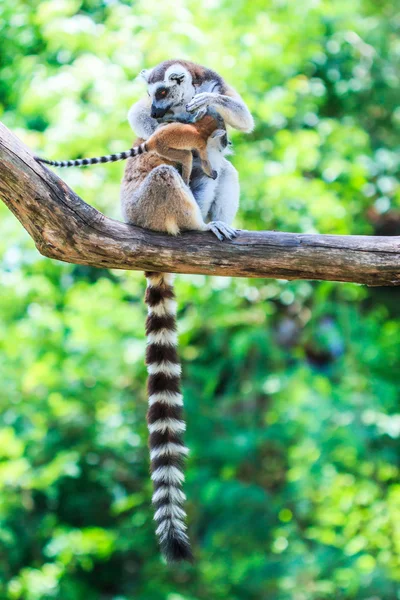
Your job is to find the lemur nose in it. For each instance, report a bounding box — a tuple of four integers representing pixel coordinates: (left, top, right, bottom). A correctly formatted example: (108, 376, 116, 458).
(151, 105, 169, 119)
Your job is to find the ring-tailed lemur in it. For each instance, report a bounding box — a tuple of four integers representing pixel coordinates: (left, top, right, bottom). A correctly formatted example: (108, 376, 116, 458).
(121, 60, 253, 562)
(36, 59, 253, 562)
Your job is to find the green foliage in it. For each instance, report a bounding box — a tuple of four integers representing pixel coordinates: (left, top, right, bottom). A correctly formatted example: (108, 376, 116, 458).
(0, 0, 399, 598)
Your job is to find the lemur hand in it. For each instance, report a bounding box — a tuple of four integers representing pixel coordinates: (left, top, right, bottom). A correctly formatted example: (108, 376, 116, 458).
(192, 107, 208, 122)
(186, 92, 219, 114)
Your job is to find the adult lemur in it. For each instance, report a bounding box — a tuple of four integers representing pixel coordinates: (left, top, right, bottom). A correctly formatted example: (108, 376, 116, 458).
(37, 59, 253, 562)
(121, 59, 253, 562)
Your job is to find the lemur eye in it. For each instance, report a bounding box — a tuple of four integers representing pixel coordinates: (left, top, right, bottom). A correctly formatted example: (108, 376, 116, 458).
(155, 88, 169, 101)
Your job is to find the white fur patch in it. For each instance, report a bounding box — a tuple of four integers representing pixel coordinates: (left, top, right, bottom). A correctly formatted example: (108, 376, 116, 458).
(152, 485, 186, 504)
(148, 299, 177, 316)
(154, 504, 186, 521)
(146, 273, 175, 287)
(151, 465, 185, 484)
(165, 64, 190, 80)
(148, 392, 183, 407)
(165, 216, 180, 236)
(148, 418, 186, 434)
(150, 443, 189, 460)
(147, 329, 178, 346)
(156, 518, 188, 539)
(147, 361, 181, 377)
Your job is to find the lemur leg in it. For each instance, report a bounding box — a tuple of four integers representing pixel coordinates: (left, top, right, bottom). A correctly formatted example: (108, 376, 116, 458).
(197, 145, 218, 181)
(122, 165, 216, 235)
(121, 165, 237, 240)
(157, 150, 193, 185)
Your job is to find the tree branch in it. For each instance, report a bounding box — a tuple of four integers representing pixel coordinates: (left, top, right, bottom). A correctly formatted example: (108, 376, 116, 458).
(1, 121, 399, 286)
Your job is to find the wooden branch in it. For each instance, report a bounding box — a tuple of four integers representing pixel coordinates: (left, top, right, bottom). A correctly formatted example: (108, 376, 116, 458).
(1, 121, 399, 286)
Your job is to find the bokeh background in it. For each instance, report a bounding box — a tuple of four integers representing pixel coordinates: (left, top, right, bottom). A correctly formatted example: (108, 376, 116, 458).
(1, 0, 400, 598)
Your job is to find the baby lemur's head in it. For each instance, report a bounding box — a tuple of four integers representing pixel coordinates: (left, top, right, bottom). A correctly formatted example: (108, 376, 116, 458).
(141, 62, 196, 119)
(207, 129, 230, 153)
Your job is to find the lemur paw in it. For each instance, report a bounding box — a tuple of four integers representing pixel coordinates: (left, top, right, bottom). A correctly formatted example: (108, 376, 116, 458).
(186, 92, 217, 113)
(193, 107, 208, 122)
(206, 221, 238, 241)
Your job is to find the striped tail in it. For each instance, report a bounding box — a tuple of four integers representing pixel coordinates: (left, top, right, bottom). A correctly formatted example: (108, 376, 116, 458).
(144, 272, 193, 563)
(35, 142, 148, 168)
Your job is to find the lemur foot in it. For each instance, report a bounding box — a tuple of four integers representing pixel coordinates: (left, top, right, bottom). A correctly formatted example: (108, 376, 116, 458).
(210, 169, 218, 180)
(206, 221, 238, 241)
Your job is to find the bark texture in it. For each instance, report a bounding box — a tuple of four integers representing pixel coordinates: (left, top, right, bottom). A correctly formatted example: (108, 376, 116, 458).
(1, 121, 399, 286)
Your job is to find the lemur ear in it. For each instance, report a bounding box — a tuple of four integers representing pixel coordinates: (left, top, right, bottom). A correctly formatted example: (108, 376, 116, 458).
(139, 69, 151, 83)
(168, 72, 186, 85)
(211, 129, 226, 139)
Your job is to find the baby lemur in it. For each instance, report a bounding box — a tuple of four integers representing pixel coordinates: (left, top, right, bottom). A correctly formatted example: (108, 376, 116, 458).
(142, 111, 222, 184)
(37, 111, 223, 185)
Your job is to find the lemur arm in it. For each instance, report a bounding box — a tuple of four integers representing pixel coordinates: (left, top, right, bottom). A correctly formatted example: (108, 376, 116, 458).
(128, 96, 158, 139)
(186, 85, 254, 133)
(128, 100, 201, 138)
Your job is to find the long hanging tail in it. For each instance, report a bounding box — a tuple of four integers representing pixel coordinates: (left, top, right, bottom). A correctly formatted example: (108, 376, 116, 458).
(35, 141, 148, 168)
(144, 272, 193, 563)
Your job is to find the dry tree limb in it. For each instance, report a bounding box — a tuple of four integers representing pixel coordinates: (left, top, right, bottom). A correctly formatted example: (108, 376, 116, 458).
(1, 121, 399, 286)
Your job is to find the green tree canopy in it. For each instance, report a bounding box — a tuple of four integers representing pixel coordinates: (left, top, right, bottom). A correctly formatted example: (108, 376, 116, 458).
(0, 0, 399, 598)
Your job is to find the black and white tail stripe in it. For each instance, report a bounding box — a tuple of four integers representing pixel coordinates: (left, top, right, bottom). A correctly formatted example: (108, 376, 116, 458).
(144, 272, 193, 563)
(35, 142, 148, 168)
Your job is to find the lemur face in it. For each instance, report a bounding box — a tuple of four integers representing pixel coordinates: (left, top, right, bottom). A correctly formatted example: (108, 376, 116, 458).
(141, 64, 196, 120)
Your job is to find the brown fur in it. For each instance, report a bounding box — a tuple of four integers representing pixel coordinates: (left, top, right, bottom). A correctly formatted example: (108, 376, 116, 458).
(142, 113, 219, 184)
(121, 156, 206, 235)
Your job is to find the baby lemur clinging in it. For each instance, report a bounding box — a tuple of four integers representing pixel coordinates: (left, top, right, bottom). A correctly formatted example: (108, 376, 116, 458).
(141, 111, 224, 184)
(36, 110, 225, 185)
